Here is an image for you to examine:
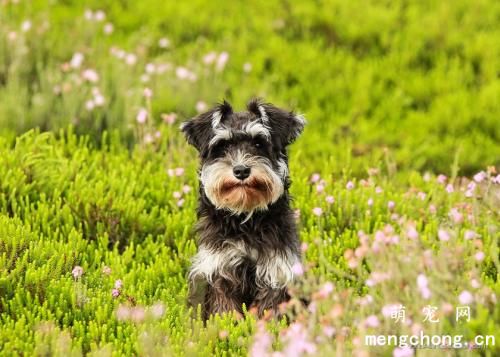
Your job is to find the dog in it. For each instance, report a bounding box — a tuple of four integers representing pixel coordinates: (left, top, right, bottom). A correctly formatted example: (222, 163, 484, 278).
(180, 99, 305, 319)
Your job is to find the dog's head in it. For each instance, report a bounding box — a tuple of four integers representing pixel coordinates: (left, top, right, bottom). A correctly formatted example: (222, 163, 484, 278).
(181, 99, 305, 215)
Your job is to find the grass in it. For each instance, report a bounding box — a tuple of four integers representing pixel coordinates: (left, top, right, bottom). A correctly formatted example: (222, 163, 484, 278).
(0, 0, 499, 356)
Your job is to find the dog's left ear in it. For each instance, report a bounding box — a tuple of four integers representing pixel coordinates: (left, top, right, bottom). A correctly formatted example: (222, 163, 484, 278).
(180, 101, 233, 154)
(248, 99, 305, 147)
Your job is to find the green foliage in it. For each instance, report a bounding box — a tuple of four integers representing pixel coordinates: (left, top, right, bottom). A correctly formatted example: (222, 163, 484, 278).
(0, 0, 499, 355)
(1, 0, 499, 174)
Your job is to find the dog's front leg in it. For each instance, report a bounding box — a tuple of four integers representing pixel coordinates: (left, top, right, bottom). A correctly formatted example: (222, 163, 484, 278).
(252, 286, 289, 317)
(203, 276, 243, 319)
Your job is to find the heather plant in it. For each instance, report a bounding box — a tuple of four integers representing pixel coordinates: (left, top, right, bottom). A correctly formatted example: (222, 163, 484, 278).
(0, 0, 499, 356)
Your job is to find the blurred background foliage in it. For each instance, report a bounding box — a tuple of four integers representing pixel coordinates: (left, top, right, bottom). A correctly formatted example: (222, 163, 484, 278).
(1, 0, 499, 176)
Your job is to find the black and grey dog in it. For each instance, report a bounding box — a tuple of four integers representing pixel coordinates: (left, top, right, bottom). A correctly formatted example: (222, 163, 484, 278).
(180, 99, 305, 319)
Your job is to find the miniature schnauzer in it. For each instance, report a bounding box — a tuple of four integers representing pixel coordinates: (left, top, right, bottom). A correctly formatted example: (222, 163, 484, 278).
(181, 99, 305, 319)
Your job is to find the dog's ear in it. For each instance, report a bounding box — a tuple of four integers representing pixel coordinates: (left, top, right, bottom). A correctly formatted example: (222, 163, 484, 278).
(247, 99, 305, 147)
(180, 101, 233, 153)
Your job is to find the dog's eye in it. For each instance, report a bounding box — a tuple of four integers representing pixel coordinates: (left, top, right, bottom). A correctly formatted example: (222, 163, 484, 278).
(253, 137, 266, 149)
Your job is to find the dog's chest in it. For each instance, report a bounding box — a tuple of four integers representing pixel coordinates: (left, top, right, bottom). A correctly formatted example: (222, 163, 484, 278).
(190, 239, 299, 289)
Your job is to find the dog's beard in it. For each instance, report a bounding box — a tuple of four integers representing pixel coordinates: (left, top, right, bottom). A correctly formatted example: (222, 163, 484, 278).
(201, 154, 284, 215)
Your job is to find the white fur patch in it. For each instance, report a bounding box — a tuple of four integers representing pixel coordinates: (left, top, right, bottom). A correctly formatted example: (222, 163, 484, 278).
(256, 249, 300, 289)
(189, 242, 256, 282)
(243, 121, 271, 139)
(190, 242, 299, 289)
(258, 105, 269, 125)
(209, 126, 233, 147)
(211, 110, 223, 128)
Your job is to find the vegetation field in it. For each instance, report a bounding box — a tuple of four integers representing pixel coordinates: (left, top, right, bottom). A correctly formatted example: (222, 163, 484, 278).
(0, 1, 499, 356)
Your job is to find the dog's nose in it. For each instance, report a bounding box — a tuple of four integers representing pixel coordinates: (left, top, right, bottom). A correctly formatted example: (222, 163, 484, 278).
(233, 165, 251, 180)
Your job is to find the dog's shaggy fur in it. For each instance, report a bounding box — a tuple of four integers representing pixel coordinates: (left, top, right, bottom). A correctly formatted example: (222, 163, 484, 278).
(181, 99, 305, 319)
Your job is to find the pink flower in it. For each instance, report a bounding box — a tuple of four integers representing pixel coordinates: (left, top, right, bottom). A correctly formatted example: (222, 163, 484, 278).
(94, 10, 106, 21)
(417, 192, 426, 201)
(449, 208, 463, 224)
(70, 52, 84, 69)
(102, 266, 112, 275)
(114, 279, 123, 289)
(82, 69, 99, 82)
(216, 52, 229, 72)
(417, 274, 428, 289)
(291, 262, 304, 276)
(429, 204, 437, 214)
(417, 274, 431, 299)
(116, 305, 130, 321)
(375, 186, 383, 194)
(464, 230, 478, 240)
(364, 315, 380, 328)
(367, 198, 374, 206)
(136, 108, 148, 123)
(316, 184, 324, 193)
(310, 173, 321, 183)
(300, 242, 308, 252)
(94, 94, 105, 106)
(182, 185, 192, 194)
(203, 51, 217, 65)
(85, 100, 95, 111)
(281, 323, 317, 355)
(145, 63, 156, 74)
(84, 9, 93, 20)
(393, 346, 414, 357)
(438, 229, 450, 241)
(176, 66, 190, 79)
(317, 282, 334, 298)
(158, 37, 170, 48)
(346, 181, 354, 190)
(445, 184, 454, 193)
(143, 88, 153, 98)
(492, 174, 500, 184)
(130, 307, 146, 323)
(458, 290, 474, 304)
(144, 133, 154, 144)
(437, 174, 447, 184)
(243, 62, 252, 73)
(322, 326, 336, 337)
(161, 113, 177, 124)
(112, 288, 120, 298)
(72, 266, 84, 279)
(196, 101, 207, 113)
(325, 195, 334, 204)
(388, 201, 395, 210)
(177, 199, 185, 207)
(406, 226, 419, 240)
(21, 20, 32, 32)
(103, 23, 114, 34)
(125, 53, 137, 66)
(470, 279, 480, 289)
(312, 207, 323, 216)
(250, 322, 272, 357)
(473, 171, 486, 183)
(175, 168, 185, 176)
(475, 251, 485, 262)
(150, 303, 165, 318)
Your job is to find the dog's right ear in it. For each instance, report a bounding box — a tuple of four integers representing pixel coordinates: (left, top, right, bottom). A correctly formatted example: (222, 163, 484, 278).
(180, 101, 233, 153)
